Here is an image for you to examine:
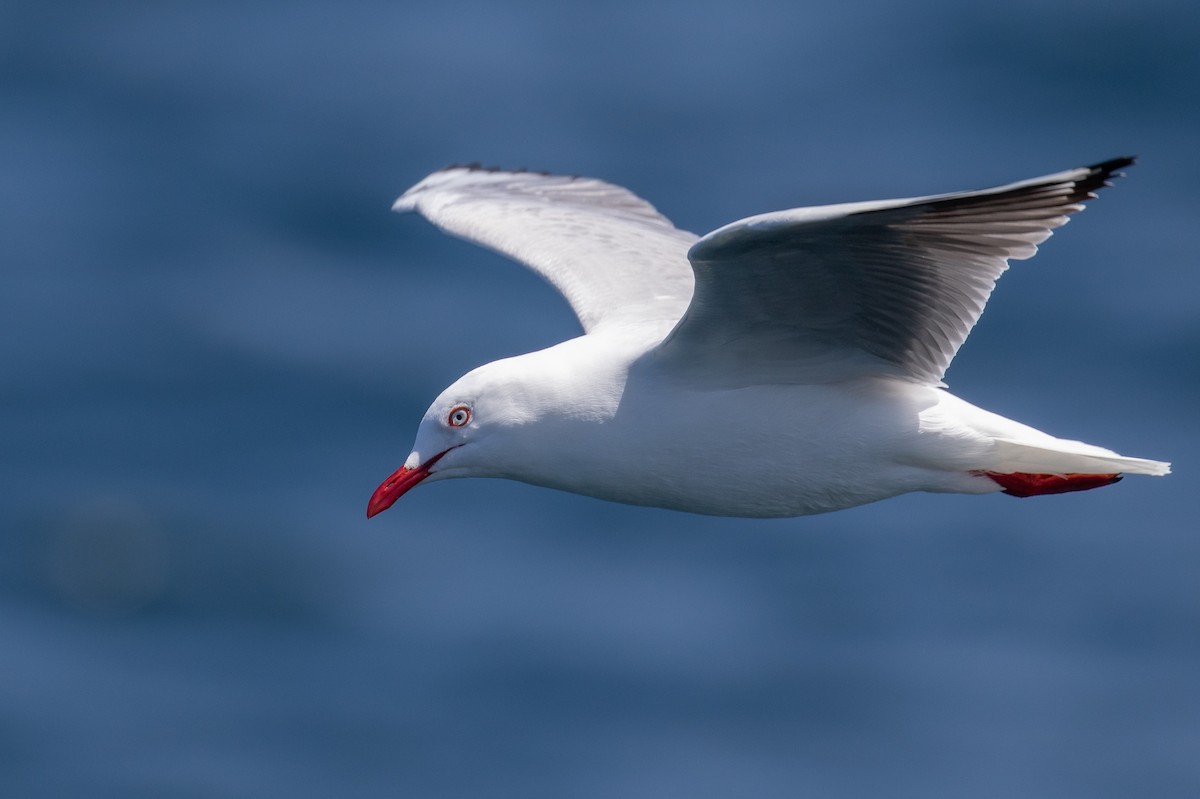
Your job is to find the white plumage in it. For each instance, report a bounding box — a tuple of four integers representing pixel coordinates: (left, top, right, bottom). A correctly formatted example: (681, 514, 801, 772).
(368, 158, 1169, 519)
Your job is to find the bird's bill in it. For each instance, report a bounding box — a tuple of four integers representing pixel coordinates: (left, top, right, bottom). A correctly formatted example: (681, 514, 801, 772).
(366, 448, 452, 518)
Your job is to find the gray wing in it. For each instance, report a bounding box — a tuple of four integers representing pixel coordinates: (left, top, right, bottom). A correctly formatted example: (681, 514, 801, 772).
(393, 165, 697, 333)
(653, 157, 1133, 386)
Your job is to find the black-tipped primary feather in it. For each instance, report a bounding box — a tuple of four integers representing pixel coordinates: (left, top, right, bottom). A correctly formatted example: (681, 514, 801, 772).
(662, 158, 1134, 385)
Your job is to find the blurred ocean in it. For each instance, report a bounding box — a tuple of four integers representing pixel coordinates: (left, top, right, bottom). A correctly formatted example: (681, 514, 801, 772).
(3, 1, 1198, 796)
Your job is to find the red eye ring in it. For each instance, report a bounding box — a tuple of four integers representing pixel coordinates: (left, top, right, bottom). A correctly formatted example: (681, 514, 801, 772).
(447, 405, 471, 427)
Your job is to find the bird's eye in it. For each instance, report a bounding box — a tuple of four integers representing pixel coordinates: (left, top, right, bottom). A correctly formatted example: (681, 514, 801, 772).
(447, 405, 471, 427)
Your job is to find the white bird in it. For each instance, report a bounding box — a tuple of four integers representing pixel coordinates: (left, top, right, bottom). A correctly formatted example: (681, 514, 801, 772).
(367, 158, 1169, 519)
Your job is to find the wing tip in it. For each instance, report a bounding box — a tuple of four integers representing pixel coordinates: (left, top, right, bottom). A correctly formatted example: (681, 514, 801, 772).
(1080, 155, 1137, 198)
(392, 164, 581, 213)
(1088, 155, 1137, 174)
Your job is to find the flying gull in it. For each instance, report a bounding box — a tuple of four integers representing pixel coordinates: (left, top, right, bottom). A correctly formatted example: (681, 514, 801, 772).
(368, 158, 1169, 519)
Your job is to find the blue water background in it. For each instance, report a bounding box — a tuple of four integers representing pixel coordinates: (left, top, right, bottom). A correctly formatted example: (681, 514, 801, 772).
(3, 1, 1199, 796)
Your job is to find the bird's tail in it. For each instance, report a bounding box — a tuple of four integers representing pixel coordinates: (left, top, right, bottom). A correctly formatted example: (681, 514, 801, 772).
(975, 438, 1170, 497)
(988, 437, 1171, 476)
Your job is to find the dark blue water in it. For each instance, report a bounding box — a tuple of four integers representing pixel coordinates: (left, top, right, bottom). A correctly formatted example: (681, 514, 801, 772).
(4, 1, 1199, 796)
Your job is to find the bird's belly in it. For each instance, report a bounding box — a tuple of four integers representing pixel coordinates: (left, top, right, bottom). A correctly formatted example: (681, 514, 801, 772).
(559, 464, 924, 518)
(526, 380, 973, 518)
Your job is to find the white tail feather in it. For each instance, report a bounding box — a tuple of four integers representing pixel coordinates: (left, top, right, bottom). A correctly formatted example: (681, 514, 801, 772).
(990, 438, 1171, 476)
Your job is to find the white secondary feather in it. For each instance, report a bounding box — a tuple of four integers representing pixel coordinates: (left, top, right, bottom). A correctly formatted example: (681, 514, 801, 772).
(372, 158, 1169, 520)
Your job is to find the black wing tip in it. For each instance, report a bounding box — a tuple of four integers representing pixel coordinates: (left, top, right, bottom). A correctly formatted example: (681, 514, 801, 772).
(1081, 155, 1137, 195)
(1089, 155, 1137, 174)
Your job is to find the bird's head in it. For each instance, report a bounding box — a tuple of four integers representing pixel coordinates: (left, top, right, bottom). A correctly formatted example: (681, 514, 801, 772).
(366, 337, 629, 518)
(366, 358, 548, 518)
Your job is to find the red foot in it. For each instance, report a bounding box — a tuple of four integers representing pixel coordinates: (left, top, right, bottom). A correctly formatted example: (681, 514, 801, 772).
(976, 471, 1122, 498)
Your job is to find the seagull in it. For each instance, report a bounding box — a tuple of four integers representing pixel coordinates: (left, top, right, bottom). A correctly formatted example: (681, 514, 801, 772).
(367, 158, 1169, 519)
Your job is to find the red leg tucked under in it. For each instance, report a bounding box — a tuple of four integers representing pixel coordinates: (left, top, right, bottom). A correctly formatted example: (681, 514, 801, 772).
(975, 471, 1122, 498)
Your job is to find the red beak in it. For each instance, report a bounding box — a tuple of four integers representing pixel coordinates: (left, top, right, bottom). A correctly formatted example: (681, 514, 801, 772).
(366, 448, 453, 518)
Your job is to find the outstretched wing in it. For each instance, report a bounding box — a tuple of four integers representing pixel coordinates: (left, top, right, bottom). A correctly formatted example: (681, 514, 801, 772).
(393, 165, 698, 333)
(654, 157, 1133, 386)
